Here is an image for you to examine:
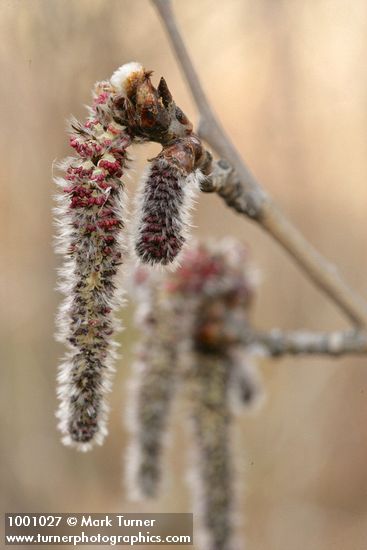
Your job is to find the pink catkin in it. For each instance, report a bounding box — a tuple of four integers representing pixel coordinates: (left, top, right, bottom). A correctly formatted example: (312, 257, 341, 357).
(55, 81, 132, 450)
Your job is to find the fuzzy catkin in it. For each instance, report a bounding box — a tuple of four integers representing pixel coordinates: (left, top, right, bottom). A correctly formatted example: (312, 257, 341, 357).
(126, 358, 174, 499)
(134, 158, 201, 266)
(187, 352, 234, 550)
(125, 300, 178, 499)
(55, 80, 131, 451)
(126, 240, 263, 549)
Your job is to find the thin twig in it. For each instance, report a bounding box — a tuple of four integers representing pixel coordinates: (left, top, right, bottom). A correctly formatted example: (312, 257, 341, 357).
(250, 329, 367, 356)
(151, 0, 367, 328)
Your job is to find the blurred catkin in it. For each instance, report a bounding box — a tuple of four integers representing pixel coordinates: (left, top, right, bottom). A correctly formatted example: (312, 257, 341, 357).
(127, 239, 263, 549)
(125, 275, 179, 499)
(186, 352, 234, 550)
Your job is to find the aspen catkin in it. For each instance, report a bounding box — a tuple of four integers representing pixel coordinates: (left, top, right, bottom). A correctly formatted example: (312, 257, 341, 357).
(55, 64, 145, 451)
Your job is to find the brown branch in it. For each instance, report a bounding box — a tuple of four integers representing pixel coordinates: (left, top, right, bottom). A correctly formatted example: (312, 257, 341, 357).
(249, 329, 367, 357)
(151, 0, 367, 329)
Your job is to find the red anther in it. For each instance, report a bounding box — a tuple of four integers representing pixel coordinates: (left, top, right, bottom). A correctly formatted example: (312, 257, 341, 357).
(72, 186, 92, 198)
(107, 124, 120, 135)
(145, 222, 163, 232)
(68, 166, 93, 180)
(143, 234, 165, 243)
(99, 159, 122, 176)
(95, 92, 109, 105)
(70, 137, 104, 158)
(98, 218, 119, 229)
(97, 181, 110, 190)
(84, 118, 98, 129)
(70, 198, 83, 208)
(104, 236, 115, 244)
(85, 224, 96, 233)
(143, 215, 159, 223)
(92, 173, 106, 183)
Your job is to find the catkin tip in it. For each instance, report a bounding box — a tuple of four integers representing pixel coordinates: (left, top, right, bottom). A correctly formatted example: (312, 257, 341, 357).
(110, 62, 144, 96)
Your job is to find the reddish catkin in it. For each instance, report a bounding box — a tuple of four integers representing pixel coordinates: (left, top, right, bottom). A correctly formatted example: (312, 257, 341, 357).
(133, 137, 209, 266)
(55, 64, 146, 451)
(134, 159, 200, 266)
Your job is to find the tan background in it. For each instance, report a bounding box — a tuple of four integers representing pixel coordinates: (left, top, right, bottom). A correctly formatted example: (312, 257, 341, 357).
(1, 0, 367, 548)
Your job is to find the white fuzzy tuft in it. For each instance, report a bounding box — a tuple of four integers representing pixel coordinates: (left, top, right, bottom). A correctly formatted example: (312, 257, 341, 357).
(110, 62, 144, 95)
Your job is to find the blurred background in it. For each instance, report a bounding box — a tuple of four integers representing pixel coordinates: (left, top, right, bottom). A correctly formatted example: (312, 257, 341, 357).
(1, 0, 367, 548)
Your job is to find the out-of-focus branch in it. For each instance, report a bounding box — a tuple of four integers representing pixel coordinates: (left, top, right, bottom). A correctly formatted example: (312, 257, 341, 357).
(151, 0, 367, 329)
(249, 329, 367, 356)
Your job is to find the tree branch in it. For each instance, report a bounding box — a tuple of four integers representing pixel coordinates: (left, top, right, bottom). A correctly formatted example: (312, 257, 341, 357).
(250, 329, 367, 357)
(151, 0, 367, 328)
